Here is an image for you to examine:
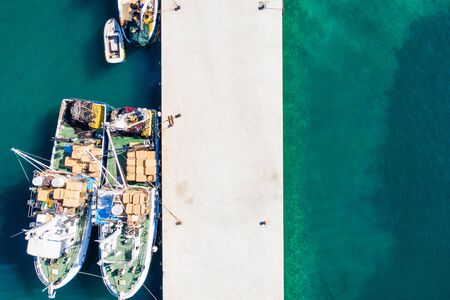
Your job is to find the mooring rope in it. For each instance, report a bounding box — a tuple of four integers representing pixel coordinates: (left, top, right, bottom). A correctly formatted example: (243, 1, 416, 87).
(145, 179, 182, 225)
(79, 271, 103, 279)
(142, 283, 158, 300)
(16, 155, 30, 183)
(156, 197, 182, 225)
(79, 271, 158, 300)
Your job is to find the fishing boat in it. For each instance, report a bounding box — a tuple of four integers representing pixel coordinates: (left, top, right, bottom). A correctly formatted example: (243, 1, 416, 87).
(94, 107, 160, 299)
(104, 18, 126, 64)
(11, 99, 108, 298)
(117, 0, 160, 47)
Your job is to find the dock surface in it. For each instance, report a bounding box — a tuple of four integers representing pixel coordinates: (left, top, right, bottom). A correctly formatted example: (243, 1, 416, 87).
(161, 1, 283, 299)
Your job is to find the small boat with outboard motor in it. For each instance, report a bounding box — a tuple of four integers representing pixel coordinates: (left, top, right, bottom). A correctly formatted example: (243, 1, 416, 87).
(104, 18, 126, 63)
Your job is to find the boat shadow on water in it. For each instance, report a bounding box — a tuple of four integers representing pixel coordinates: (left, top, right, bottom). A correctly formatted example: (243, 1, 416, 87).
(364, 10, 450, 300)
(0, 110, 58, 295)
(0, 182, 41, 294)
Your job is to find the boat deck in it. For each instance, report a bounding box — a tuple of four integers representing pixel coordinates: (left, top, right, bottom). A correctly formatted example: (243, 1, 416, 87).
(37, 213, 86, 284)
(101, 220, 150, 295)
(161, 0, 283, 299)
(100, 110, 160, 296)
(105, 135, 140, 184)
(52, 127, 78, 170)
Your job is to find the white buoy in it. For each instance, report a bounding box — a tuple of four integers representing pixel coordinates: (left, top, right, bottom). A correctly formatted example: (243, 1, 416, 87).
(32, 176, 44, 187)
(51, 176, 67, 188)
(111, 204, 124, 216)
(152, 246, 158, 253)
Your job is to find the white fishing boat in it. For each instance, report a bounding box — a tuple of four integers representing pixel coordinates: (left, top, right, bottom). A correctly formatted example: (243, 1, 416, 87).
(94, 107, 161, 299)
(11, 98, 108, 298)
(104, 18, 126, 63)
(11, 152, 97, 299)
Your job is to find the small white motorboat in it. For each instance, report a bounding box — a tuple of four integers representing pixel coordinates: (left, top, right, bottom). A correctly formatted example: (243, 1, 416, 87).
(104, 18, 126, 63)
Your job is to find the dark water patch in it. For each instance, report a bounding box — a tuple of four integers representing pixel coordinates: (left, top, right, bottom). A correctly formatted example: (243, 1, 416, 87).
(362, 10, 450, 300)
(0, 182, 42, 298)
(284, 1, 450, 299)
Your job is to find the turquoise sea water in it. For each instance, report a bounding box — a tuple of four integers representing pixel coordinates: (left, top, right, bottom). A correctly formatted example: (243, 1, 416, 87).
(285, 1, 450, 299)
(1, 1, 450, 300)
(0, 1, 161, 299)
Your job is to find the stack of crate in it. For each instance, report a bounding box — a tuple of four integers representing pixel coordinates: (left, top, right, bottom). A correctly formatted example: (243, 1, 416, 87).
(61, 180, 87, 208)
(126, 149, 156, 182)
(64, 144, 103, 179)
(123, 190, 149, 227)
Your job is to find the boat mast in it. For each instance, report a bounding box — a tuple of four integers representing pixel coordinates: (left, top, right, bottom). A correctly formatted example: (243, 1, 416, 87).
(105, 123, 127, 188)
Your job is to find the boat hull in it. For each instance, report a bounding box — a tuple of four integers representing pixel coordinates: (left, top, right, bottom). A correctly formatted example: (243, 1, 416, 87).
(98, 209, 158, 299)
(97, 108, 161, 298)
(117, 0, 160, 47)
(104, 18, 126, 63)
(33, 204, 93, 290)
(28, 98, 107, 296)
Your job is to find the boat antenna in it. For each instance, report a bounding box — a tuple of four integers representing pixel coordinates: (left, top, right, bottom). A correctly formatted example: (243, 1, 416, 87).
(105, 123, 127, 188)
(10, 229, 27, 238)
(48, 285, 56, 299)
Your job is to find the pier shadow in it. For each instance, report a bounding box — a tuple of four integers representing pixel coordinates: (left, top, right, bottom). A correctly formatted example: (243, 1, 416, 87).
(363, 10, 450, 300)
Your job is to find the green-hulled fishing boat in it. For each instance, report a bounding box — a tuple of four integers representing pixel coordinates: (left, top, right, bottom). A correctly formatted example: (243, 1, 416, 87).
(94, 107, 160, 299)
(11, 98, 108, 298)
(117, 0, 160, 47)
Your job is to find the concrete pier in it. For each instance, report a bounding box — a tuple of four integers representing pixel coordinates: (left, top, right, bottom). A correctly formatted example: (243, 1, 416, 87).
(161, 0, 283, 299)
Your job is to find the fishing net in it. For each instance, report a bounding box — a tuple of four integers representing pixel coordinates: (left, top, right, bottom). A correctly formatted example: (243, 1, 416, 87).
(64, 100, 102, 137)
(129, 21, 151, 46)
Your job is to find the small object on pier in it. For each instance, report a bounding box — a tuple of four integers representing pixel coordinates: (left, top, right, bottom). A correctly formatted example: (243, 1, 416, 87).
(166, 113, 182, 128)
(258, 1, 266, 10)
(259, 220, 267, 226)
(173, 1, 181, 11)
(168, 115, 174, 127)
